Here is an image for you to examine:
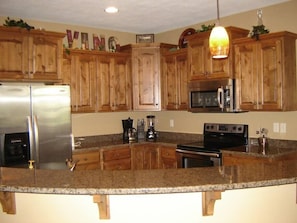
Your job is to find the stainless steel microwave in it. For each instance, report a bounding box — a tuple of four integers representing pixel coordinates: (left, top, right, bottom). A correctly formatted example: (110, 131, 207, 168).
(188, 78, 238, 113)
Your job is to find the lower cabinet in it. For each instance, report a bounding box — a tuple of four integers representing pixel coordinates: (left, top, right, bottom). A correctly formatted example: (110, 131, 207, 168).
(72, 150, 100, 170)
(222, 152, 270, 166)
(222, 150, 297, 166)
(131, 144, 159, 170)
(158, 145, 178, 169)
(101, 146, 131, 170)
(72, 143, 178, 171)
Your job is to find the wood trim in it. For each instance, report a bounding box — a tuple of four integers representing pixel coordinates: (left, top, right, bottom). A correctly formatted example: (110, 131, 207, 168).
(0, 192, 16, 214)
(93, 194, 110, 219)
(202, 191, 222, 216)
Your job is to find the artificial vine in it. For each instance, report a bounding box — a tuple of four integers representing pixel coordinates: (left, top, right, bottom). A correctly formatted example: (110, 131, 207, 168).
(3, 17, 35, 30)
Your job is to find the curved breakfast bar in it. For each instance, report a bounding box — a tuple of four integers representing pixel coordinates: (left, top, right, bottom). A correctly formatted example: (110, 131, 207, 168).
(1, 141, 297, 222)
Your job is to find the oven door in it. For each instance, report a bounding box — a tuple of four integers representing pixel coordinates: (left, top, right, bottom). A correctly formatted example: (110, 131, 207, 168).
(176, 149, 221, 168)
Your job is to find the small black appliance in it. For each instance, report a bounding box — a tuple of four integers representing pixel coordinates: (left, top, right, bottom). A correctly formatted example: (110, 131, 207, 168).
(122, 117, 133, 143)
(146, 115, 157, 141)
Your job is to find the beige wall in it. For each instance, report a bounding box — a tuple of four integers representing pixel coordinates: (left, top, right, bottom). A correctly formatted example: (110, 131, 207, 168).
(1, 1, 297, 140)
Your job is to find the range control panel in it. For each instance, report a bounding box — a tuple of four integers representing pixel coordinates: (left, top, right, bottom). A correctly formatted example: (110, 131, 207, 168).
(204, 123, 247, 134)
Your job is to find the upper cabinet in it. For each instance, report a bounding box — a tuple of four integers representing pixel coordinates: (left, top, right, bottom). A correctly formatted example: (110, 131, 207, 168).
(162, 48, 188, 110)
(121, 43, 175, 111)
(233, 31, 297, 111)
(186, 27, 249, 80)
(0, 26, 64, 82)
(96, 53, 132, 112)
(62, 49, 132, 113)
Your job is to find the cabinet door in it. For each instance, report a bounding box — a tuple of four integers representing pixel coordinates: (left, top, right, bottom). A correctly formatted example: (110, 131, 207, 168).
(162, 50, 188, 110)
(101, 146, 131, 170)
(234, 43, 258, 110)
(0, 31, 28, 79)
(0, 27, 64, 81)
(29, 34, 62, 80)
(235, 38, 284, 111)
(71, 54, 97, 112)
(257, 38, 283, 110)
(132, 144, 159, 170)
(159, 145, 177, 169)
(96, 55, 113, 111)
(176, 52, 188, 110)
(163, 55, 178, 110)
(112, 55, 132, 111)
(132, 47, 161, 110)
(188, 37, 230, 80)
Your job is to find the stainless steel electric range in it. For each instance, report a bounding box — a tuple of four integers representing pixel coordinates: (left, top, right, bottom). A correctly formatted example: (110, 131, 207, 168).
(176, 123, 249, 168)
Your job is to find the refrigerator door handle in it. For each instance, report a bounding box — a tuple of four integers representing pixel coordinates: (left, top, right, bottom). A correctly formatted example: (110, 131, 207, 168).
(33, 115, 40, 166)
(27, 116, 34, 161)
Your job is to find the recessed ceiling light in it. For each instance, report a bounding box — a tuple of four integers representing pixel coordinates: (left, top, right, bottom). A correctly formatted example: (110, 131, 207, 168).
(105, 6, 119, 13)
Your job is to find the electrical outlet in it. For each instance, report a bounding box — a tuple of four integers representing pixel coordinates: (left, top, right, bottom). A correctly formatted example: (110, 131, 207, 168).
(273, 122, 279, 133)
(169, 119, 174, 128)
(280, 123, 286, 133)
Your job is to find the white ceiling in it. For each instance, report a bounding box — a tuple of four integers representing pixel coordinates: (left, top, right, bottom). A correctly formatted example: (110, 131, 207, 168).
(0, 0, 290, 34)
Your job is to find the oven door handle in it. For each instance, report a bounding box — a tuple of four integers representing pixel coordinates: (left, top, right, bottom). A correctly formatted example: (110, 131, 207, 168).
(176, 149, 220, 158)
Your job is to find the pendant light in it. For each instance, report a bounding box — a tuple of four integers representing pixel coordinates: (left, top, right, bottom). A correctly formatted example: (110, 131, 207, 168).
(209, 0, 229, 59)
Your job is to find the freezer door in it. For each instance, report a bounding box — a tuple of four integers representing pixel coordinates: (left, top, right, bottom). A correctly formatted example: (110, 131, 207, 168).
(0, 84, 31, 133)
(31, 85, 72, 169)
(0, 84, 32, 166)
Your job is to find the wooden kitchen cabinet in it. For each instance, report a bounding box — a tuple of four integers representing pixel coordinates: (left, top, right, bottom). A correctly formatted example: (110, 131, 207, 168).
(63, 51, 97, 112)
(131, 143, 159, 170)
(72, 150, 100, 170)
(0, 26, 64, 82)
(96, 54, 132, 111)
(62, 50, 132, 113)
(162, 48, 188, 110)
(222, 152, 270, 166)
(234, 31, 297, 111)
(158, 145, 177, 169)
(121, 43, 175, 111)
(186, 27, 249, 80)
(101, 146, 131, 170)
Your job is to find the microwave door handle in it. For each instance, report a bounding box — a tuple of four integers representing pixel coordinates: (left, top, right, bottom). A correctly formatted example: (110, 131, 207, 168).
(217, 87, 224, 111)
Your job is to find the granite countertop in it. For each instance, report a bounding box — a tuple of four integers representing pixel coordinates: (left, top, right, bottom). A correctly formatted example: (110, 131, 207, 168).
(0, 160, 297, 195)
(1, 135, 296, 196)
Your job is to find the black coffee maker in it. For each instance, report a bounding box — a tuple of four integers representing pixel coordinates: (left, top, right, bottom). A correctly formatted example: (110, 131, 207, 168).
(122, 117, 133, 143)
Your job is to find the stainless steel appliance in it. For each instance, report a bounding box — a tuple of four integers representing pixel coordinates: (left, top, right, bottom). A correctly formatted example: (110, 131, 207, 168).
(176, 123, 248, 168)
(0, 83, 73, 169)
(146, 115, 157, 141)
(188, 78, 240, 113)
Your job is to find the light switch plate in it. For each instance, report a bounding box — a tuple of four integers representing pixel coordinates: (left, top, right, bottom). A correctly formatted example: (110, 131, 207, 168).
(273, 122, 279, 133)
(280, 123, 286, 133)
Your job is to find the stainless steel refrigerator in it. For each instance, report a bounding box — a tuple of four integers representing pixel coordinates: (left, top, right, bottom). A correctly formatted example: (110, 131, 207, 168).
(0, 83, 73, 169)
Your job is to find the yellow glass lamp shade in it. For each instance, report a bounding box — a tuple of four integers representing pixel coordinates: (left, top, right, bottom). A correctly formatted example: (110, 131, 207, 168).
(209, 26, 230, 58)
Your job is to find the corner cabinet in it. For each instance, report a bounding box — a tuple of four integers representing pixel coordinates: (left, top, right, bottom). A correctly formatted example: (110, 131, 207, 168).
(62, 50, 132, 113)
(186, 26, 249, 80)
(0, 26, 64, 82)
(233, 31, 297, 111)
(121, 43, 176, 111)
(162, 48, 188, 110)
